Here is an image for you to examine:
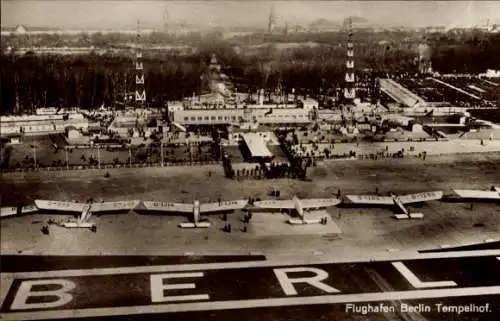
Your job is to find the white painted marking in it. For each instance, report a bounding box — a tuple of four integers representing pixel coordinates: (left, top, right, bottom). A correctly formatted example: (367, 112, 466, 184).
(3, 250, 500, 280)
(2, 286, 500, 320)
(392, 262, 457, 289)
(0, 277, 14, 307)
(10, 279, 76, 310)
(274, 267, 340, 296)
(150, 272, 209, 303)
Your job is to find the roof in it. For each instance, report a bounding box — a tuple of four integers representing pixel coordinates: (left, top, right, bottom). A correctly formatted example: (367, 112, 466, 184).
(242, 133, 273, 158)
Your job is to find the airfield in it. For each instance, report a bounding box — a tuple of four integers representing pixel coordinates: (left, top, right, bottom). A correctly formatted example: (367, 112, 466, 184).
(1, 152, 499, 260)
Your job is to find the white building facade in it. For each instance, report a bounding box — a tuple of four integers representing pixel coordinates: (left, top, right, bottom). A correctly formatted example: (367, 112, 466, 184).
(0, 113, 88, 137)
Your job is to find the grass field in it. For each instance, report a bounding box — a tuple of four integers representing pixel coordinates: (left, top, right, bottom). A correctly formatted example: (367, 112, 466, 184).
(1, 135, 219, 169)
(1, 153, 499, 259)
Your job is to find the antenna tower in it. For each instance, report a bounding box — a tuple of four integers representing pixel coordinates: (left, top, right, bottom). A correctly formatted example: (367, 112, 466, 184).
(343, 17, 356, 103)
(135, 19, 146, 108)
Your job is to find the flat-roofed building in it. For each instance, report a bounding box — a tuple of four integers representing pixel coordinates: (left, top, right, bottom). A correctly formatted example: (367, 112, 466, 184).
(36, 107, 80, 115)
(173, 109, 244, 125)
(172, 107, 311, 127)
(251, 108, 311, 125)
(0, 113, 88, 137)
(241, 132, 274, 161)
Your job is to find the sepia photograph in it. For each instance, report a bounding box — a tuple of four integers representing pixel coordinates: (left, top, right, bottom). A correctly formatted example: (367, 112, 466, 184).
(0, 0, 499, 320)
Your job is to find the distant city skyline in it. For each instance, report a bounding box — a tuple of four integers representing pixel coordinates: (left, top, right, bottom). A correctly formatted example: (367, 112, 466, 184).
(2, 1, 500, 30)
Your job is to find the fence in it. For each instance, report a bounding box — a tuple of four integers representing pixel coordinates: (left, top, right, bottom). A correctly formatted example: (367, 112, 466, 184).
(321, 150, 500, 162)
(0, 160, 221, 174)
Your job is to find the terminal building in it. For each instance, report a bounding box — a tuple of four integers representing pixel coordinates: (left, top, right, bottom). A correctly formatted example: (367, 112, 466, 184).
(172, 107, 314, 127)
(171, 97, 318, 127)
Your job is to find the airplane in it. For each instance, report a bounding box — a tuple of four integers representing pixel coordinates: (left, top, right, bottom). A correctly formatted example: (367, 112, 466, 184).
(342, 191, 444, 219)
(34, 199, 140, 229)
(251, 196, 341, 225)
(1, 205, 38, 219)
(135, 199, 248, 228)
(446, 186, 500, 203)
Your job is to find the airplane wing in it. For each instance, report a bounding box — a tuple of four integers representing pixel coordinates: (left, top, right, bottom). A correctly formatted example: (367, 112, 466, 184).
(1, 205, 38, 218)
(452, 190, 500, 200)
(138, 201, 193, 213)
(90, 200, 141, 212)
(35, 200, 87, 213)
(398, 191, 443, 204)
(299, 198, 341, 208)
(1, 207, 20, 218)
(342, 195, 394, 205)
(253, 199, 296, 209)
(199, 200, 247, 213)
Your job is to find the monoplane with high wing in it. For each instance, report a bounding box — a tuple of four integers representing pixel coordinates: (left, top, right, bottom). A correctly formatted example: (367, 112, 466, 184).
(34, 199, 140, 229)
(0, 205, 38, 219)
(447, 186, 500, 203)
(252, 196, 340, 224)
(135, 199, 248, 228)
(342, 191, 444, 219)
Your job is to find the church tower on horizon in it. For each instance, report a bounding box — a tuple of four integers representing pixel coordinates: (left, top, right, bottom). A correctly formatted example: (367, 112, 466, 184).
(268, 5, 276, 34)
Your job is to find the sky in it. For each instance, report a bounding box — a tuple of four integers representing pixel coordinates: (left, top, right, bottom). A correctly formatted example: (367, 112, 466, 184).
(2, 1, 500, 30)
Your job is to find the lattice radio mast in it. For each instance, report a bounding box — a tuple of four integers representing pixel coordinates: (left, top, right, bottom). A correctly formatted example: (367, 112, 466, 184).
(135, 19, 146, 108)
(343, 17, 356, 103)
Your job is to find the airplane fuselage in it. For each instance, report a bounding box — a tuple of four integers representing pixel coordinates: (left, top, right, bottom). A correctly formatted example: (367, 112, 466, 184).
(193, 200, 201, 225)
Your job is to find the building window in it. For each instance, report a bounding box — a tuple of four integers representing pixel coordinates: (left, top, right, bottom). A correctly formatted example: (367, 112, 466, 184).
(198, 116, 203, 121)
(191, 117, 196, 121)
(231, 116, 236, 120)
(204, 116, 209, 120)
(211, 116, 216, 120)
(218, 116, 223, 120)
(224, 116, 228, 120)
